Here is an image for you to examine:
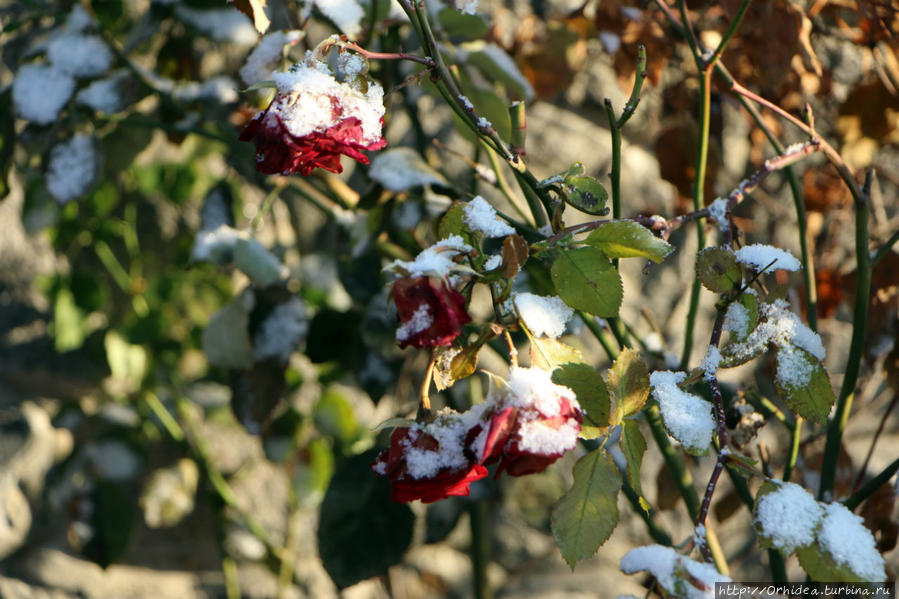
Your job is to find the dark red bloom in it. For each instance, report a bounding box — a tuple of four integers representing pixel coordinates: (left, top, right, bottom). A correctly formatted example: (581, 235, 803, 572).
(392, 276, 471, 349)
(371, 424, 487, 503)
(494, 396, 582, 477)
(239, 61, 386, 176)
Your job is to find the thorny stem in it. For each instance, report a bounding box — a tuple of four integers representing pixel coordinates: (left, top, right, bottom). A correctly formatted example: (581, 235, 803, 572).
(540, 140, 821, 249)
(819, 171, 873, 500)
(695, 309, 731, 574)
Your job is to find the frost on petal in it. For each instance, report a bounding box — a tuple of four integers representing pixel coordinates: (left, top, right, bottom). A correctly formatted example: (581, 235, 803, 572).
(47, 33, 113, 78)
(513, 293, 573, 338)
(649, 371, 716, 454)
(621, 545, 731, 599)
(45, 134, 100, 203)
(253, 298, 308, 362)
(13, 64, 76, 125)
(175, 6, 259, 45)
(754, 482, 822, 554)
(369, 148, 447, 191)
(240, 59, 386, 176)
(314, 0, 365, 37)
(735, 244, 801, 272)
(391, 276, 470, 348)
(240, 30, 303, 86)
(463, 196, 515, 238)
(817, 502, 886, 581)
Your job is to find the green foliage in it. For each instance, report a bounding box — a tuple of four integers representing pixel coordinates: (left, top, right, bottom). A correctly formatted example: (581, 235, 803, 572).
(696, 246, 742, 293)
(586, 221, 672, 263)
(551, 449, 621, 568)
(83, 481, 134, 568)
(607, 348, 650, 426)
(318, 451, 415, 589)
(551, 247, 622, 317)
(561, 176, 608, 216)
(774, 347, 835, 425)
(619, 420, 648, 512)
(552, 363, 610, 428)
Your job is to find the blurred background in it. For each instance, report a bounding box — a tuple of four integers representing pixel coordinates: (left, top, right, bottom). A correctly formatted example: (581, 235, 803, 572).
(0, 0, 897, 597)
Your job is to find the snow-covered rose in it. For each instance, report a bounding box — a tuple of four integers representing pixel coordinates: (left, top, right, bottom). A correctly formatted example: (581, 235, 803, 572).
(392, 276, 471, 349)
(239, 55, 385, 176)
(371, 417, 487, 503)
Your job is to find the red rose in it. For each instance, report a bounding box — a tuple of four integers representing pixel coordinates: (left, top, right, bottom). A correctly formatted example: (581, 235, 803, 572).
(481, 367, 582, 477)
(494, 396, 582, 477)
(372, 421, 487, 503)
(392, 276, 471, 349)
(240, 60, 386, 176)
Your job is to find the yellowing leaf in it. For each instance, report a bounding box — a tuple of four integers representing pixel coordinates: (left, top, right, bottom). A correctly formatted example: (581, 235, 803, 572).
(586, 221, 673, 263)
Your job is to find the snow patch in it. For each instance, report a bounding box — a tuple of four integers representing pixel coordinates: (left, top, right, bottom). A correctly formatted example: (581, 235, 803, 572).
(754, 482, 821, 554)
(45, 134, 99, 203)
(735, 244, 801, 272)
(13, 64, 76, 125)
(463, 196, 515, 238)
(514, 293, 573, 338)
(650, 371, 716, 453)
(817, 502, 886, 581)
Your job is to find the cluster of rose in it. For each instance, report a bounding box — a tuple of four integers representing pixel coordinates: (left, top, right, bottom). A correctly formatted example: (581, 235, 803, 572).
(240, 48, 584, 503)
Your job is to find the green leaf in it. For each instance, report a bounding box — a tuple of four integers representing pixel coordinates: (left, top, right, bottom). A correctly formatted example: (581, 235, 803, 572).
(551, 247, 622, 318)
(695, 246, 742, 293)
(83, 480, 133, 568)
(201, 297, 253, 369)
(550, 449, 622, 568)
(437, 202, 477, 248)
(318, 450, 415, 589)
(529, 337, 584, 370)
(438, 8, 488, 39)
(293, 438, 335, 506)
(774, 346, 835, 425)
(53, 287, 88, 352)
(105, 331, 148, 393)
(0, 90, 15, 198)
(620, 419, 647, 508)
(314, 389, 362, 447)
(561, 175, 608, 216)
(608, 348, 650, 425)
(552, 363, 610, 427)
(586, 221, 673, 263)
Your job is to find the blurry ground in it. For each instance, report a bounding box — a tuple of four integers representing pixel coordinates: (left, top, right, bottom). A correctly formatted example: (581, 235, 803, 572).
(2, 0, 899, 597)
